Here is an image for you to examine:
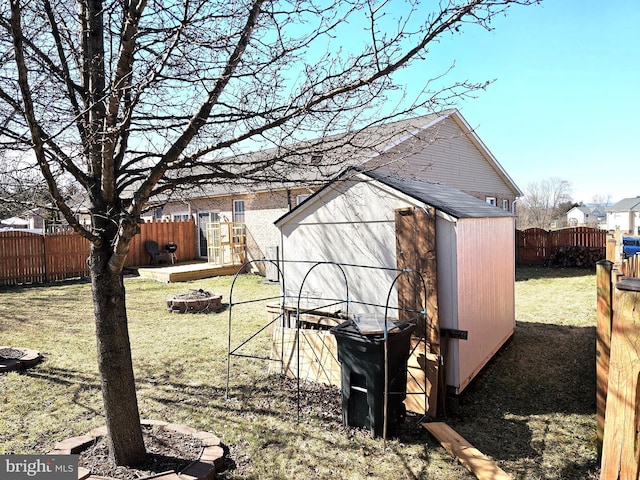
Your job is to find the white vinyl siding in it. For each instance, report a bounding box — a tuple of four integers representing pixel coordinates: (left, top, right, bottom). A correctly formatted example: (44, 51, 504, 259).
(376, 117, 516, 197)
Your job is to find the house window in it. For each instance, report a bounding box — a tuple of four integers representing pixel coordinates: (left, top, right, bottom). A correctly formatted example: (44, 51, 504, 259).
(154, 206, 163, 220)
(297, 194, 311, 205)
(172, 213, 190, 221)
(485, 197, 497, 206)
(502, 199, 509, 211)
(233, 200, 245, 223)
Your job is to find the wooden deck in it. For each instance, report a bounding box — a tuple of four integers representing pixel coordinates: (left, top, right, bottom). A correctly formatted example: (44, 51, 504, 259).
(137, 261, 243, 283)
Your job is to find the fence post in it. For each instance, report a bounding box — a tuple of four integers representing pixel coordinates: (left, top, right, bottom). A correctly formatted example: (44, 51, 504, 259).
(606, 237, 617, 263)
(42, 233, 48, 282)
(596, 260, 613, 459)
(600, 278, 640, 480)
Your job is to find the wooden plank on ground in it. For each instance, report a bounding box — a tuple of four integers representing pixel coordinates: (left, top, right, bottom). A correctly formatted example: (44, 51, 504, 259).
(423, 422, 512, 480)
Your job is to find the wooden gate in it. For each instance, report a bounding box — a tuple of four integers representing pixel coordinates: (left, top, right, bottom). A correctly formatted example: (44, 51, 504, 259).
(395, 206, 440, 417)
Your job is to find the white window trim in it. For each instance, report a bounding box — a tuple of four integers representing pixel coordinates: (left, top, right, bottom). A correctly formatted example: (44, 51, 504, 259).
(485, 197, 497, 206)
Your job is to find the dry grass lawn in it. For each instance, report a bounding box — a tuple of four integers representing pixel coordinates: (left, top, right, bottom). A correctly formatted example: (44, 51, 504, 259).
(0, 266, 599, 479)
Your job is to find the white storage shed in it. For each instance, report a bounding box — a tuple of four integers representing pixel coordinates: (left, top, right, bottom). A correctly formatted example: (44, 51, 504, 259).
(274, 168, 516, 414)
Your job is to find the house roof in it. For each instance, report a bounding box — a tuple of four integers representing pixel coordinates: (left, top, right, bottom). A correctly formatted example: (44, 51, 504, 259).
(155, 109, 522, 202)
(0, 216, 30, 226)
(276, 167, 513, 226)
(570, 206, 592, 215)
(607, 197, 640, 212)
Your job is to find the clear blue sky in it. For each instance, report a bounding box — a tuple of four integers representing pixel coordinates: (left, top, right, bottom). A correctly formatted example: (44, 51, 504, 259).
(398, 0, 639, 204)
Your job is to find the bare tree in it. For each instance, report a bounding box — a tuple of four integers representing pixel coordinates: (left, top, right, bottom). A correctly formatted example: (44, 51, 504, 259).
(591, 194, 612, 208)
(1, 0, 539, 467)
(517, 177, 573, 229)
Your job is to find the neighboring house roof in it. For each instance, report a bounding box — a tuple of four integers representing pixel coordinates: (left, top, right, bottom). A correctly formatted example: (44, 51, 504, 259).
(276, 167, 512, 226)
(569, 206, 592, 216)
(0, 216, 30, 226)
(156, 109, 522, 202)
(607, 197, 640, 212)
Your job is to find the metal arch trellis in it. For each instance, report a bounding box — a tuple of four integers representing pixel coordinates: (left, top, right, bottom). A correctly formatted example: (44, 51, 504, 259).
(225, 258, 286, 401)
(382, 269, 429, 442)
(224, 258, 430, 440)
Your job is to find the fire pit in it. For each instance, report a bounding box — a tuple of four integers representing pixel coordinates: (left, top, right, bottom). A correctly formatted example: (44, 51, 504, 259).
(166, 289, 223, 314)
(0, 346, 42, 372)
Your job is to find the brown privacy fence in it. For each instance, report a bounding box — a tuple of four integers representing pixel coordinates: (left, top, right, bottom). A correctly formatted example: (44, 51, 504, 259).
(620, 254, 640, 278)
(516, 227, 606, 265)
(0, 230, 90, 285)
(127, 219, 195, 266)
(596, 261, 640, 478)
(0, 219, 195, 286)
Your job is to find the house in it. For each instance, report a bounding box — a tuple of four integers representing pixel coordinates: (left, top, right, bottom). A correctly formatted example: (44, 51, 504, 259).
(0, 216, 32, 230)
(0, 209, 45, 233)
(158, 109, 522, 269)
(567, 205, 607, 228)
(0, 200, 92, 234)
(606, 197, 640, 234)
(273, 167, 517, 416)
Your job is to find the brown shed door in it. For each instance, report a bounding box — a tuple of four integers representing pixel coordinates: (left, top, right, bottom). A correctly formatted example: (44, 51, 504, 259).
(395, 206, 440, 417)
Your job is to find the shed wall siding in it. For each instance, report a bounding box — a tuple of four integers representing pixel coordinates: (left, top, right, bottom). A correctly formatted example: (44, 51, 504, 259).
(455, 216, 516, 392)
(280, 180, 416, 312)
(378, 118, 516, 199)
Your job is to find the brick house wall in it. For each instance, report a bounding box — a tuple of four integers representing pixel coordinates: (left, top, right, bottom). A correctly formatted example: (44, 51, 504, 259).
(156, 186, 314, 272)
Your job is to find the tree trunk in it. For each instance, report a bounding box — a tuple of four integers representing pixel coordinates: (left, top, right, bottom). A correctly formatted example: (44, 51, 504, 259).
(90, 244, 146, 466)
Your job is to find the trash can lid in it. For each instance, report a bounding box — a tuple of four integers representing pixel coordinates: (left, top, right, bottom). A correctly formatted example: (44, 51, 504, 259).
(352, 313, 400, 335)
(330, 318, 410, 339)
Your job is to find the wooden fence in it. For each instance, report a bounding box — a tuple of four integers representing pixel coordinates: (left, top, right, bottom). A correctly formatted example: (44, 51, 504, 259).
(619, 254, 640, 279)
(127, 219, 195, 266)
(516, 227, 607, 265)
(596, 261, 640, 479)
(0, 219, 195, 286)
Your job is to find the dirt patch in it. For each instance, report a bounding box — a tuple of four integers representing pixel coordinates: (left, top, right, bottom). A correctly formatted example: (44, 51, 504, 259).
(79, 425, 202, 480)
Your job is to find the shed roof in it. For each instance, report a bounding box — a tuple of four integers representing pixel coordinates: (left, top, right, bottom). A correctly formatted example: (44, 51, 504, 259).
(276, 167, 512, 226)
(360, 169, 513, 219)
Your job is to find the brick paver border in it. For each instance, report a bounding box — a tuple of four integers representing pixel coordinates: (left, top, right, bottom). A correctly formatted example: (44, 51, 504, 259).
(48, 419, 223, 480)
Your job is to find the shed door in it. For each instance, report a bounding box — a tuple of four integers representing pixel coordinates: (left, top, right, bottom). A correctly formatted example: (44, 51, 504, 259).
(395, 206, 441, 417)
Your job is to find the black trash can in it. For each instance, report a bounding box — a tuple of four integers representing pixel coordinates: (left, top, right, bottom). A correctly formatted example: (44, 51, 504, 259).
(330, 319, 415, 437)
